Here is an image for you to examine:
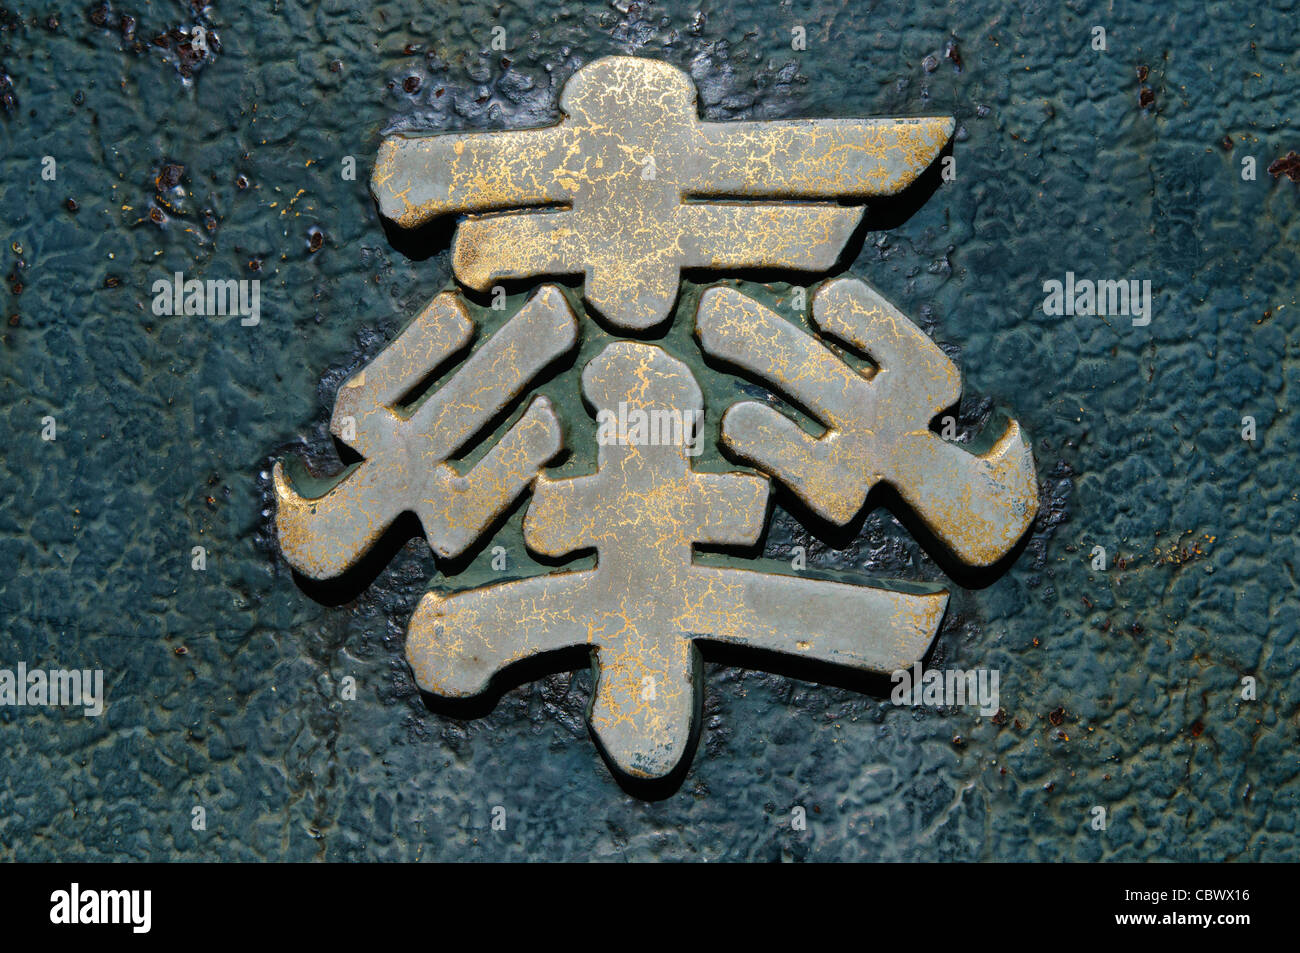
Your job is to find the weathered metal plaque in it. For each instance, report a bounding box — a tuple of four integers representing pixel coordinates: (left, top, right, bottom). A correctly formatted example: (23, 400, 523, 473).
(274, 56, 1039, 782)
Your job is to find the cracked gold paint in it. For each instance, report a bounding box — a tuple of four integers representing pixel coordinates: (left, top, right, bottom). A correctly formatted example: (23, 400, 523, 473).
(274, 55, 1036, 784)
(696, 279, 1039, 567)
(371, 56, 953, 330)
(405, 342, 948, 780)
(274, 286, 578, 578)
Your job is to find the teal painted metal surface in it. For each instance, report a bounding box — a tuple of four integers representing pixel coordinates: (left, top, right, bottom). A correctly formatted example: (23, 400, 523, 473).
(0, 0, 1296, 860)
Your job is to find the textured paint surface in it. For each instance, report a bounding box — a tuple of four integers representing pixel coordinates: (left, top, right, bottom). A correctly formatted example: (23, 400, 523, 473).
(0, 0, 1297, 860)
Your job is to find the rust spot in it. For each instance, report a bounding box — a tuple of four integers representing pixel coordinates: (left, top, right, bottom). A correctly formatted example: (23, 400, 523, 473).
(0, 72, 15, 115)
(944, 38, 962, 71)
(155, 162, 184, 191)
(1048, 706, 1065, 726)
(1268, 151, 1300, 182)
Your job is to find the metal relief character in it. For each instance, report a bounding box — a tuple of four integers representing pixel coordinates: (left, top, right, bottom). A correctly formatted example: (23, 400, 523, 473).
(696, 280, 1038, 566)
(406, 342, 949, 780)
(371, 56, 954, 330)
(273, 56, 1039, 782)
(273, 287, 578, 577)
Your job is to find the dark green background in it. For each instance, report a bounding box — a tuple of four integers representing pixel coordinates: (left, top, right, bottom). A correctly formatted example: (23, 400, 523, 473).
(0, 0, 1295, 860)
